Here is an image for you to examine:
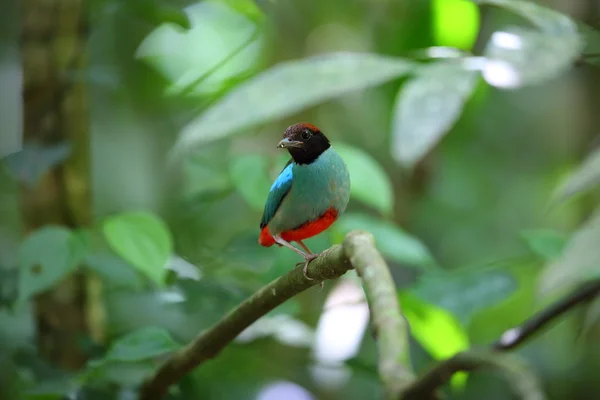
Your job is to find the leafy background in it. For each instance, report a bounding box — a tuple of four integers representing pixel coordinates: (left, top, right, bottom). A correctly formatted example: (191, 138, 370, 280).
(2, 0, 600, 399)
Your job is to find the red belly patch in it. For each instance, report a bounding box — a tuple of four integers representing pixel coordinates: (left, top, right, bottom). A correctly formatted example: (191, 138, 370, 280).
(259, 208, 339, 247)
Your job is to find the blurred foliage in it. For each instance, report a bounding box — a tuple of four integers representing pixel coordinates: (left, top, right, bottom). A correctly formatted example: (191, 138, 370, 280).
(2, 0, 600, 399)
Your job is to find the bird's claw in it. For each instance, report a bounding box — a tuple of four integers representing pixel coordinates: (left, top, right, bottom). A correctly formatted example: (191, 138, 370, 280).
(296, 253, 319, 281)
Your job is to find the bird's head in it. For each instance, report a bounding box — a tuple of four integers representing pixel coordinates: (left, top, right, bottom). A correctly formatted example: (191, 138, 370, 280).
(277, 123, 331, 165)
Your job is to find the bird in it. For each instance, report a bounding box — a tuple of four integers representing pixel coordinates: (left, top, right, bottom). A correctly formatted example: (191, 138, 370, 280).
(258, 123, 351, 280)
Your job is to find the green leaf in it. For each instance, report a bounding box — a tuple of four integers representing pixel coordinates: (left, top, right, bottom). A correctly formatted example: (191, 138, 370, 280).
(391, 61, 477, 168)
(218, 0, 264, 23)
(540, 206, 600, 295)
(85, 253, 145, 290)
(222, 232, 276, 273)
(475, 0, 577, 33)
(229, 154, 272, 211)
(555, 147, 600, 201)
(102, 211, 173, 285)
(481, 28, 580, 89)
(133, 2, 192, 30)
(578, 22, 600, 66)
(401, 292, 469, 358)
(3, 142, 71, 189)
(330, 213, 437, 269)
(334, 143, 394, 216)
(399, 292, 469, 389)
(520, 229, 568, 262)
(581, 296, 600, 338)
(136, 1, 261, 96)
(182, 142, 232, 201)
(104, 326, 181, 362)
(18, 226, 88, 301)
(410, 265, 518, 325)
(171, 53, 415, 157)
(474, 0, 581, 88)
(24, 378, 77, 400)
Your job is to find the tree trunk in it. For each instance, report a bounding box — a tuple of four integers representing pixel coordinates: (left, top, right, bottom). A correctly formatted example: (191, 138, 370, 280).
(20, 0, 92, 369)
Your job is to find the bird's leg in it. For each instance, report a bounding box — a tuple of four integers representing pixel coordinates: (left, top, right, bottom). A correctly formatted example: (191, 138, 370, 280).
(296, 240, 324, 289)
(297, 240, 313, 255)
(273, 235, 318, 280)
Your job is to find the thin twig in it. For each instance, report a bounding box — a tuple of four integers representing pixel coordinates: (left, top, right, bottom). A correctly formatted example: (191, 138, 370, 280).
(492, 279, 600, 351)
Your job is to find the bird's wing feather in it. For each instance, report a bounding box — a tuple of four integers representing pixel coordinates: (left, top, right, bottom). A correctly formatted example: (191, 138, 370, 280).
(260, 159, 293, 229)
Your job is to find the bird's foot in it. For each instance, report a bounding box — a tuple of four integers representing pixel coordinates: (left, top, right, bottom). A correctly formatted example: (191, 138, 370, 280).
(296, 253, 320, 281)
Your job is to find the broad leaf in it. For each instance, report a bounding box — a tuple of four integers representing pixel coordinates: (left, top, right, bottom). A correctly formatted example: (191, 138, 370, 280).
(229, 154, 272, 211)
(166, 254, 202, 281)
(82, 359, 158, 387)
(581, 296, 600, 338)
(481, 28, 580, 89)
(399, 292, 469, 389)
(171, 53, 415, 157)
(540, 207, 600, 295)
(136, 1, 261, 96)
(409, 266, 518, 325)
(222, 232, 277, 273)
(578, 23, 600, 66)
(400, 292, 469, 359)
(475, 0, 577, 33)
(182, 142, 232, 200)
(432, 0, 480, 50)
(104, 326, 181, 362)
(391, 61, 477, 168)
(334, 143, 394, 216)
(102, 211, 173, 285)
(474, 0, 581, 88)
(555, 147, 600, 201)
(520, 229, 568, 262)
(18, 226, 88, 301)
(131, 2, 191, 30)
(330, 213, 437, 269)
(85, 253, 145, 290)
(24, 378, 78, 400)
(3, 142, 71, 189)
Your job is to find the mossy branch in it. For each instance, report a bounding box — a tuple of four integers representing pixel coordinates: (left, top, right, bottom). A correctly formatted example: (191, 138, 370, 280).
(139, 230, 411, 400)
(343, 232, 415, 398)
(138, 228, 600, 400)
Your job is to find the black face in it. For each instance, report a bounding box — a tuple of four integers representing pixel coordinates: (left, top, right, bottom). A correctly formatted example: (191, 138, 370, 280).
(277, 123, 331, 165)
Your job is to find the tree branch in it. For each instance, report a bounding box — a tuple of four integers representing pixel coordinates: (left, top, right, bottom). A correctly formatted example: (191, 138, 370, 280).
(140, 230, 412, 400)
(139, 227, 600, 400)
(397, 280, 600, 399)
(344, 231, 414, 399)
(139, 244, 351, 399)
(493, 279, 600, 351)
(400, 350, 545, 400)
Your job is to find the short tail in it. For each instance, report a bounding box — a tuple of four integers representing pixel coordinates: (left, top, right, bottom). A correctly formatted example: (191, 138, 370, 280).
(259, 226, 275, 247)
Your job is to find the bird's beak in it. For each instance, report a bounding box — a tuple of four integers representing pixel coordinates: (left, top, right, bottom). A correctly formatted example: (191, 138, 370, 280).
(277, 138, 303, 149)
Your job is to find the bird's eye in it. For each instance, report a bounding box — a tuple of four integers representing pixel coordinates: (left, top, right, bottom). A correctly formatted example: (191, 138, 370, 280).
(301, 129, 312, 140)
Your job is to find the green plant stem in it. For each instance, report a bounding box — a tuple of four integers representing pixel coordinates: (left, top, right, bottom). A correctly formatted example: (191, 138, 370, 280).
(343, 231, 415, 399)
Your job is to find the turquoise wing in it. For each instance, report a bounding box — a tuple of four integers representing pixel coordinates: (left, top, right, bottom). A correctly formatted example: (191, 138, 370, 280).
(260, 159, 293, 229)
